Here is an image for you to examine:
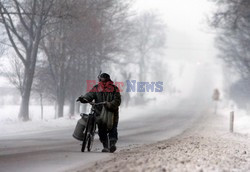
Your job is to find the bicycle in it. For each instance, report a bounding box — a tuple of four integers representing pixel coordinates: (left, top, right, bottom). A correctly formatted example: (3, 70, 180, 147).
(80, 101, 106, 152)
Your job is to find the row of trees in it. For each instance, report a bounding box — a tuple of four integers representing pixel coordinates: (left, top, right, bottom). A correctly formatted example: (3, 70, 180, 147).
(210, 0, 250, 108)
(0, 0, 166, 121)
(211, 0, 250, 78)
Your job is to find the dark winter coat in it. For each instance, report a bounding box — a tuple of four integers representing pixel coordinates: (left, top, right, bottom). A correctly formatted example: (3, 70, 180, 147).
(80, 81, 121, 123)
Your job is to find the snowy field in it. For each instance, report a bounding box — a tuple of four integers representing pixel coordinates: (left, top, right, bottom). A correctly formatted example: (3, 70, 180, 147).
(0, 94, 181, 137)
(0, 105, 75, 137)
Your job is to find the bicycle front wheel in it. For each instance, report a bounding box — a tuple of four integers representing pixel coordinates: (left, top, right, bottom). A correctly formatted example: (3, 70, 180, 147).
(87, 125, 96, 152)
(87, 135, 93, 152)
(81, 119, 90, 152)
(81, 133, 88, 152)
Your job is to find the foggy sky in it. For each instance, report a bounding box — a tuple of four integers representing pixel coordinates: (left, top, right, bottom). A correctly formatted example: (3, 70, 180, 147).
(134, 0, 218, 63)
(0, 0, 222, 89)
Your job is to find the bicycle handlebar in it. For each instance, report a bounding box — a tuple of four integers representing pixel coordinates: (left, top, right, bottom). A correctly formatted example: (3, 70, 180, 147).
(93, 102, 106, 105)
(79, 97, 106, 106)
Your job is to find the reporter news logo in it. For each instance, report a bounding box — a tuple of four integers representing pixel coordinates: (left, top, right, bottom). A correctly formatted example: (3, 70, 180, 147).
(86, 80, 163, 92)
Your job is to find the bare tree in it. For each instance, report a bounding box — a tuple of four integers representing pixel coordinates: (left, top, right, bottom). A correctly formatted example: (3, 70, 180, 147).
(3, 56, 24, 93)
(216, 30, 250, 78)
(210, 0, 250, 78)
(41, 26, 72, 118)
(132, 12, 166, 82)
(32, 62, 49, 120)
(40, 0, 89, 118)
(0, 0, 55, 121)
(120, 70, 131, 107)
(209, 0, 250, 111)
(229, 77, 250, 110)
(40, 0, 133, 117)
(127, 12, 167, 102)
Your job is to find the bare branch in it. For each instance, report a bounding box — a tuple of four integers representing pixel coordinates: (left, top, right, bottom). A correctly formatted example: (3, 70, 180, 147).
(13, 0, 30, 33)
(0, 8, 26, 66)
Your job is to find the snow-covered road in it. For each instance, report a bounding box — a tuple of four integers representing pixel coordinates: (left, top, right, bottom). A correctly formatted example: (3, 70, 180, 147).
(0, 99, 207, 172)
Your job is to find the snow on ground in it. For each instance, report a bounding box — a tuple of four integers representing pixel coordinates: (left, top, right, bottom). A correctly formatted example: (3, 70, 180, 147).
(81, 108, 250, 172)
(0, 94, 181, 137)
(0, 105, 75, 137)
(217, 101, 250, 136)
(0, 105, 76, 137)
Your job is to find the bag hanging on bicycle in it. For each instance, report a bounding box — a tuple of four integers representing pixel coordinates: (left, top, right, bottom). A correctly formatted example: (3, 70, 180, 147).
(73, 116, 88, 141)
(100, 106, 114, 130)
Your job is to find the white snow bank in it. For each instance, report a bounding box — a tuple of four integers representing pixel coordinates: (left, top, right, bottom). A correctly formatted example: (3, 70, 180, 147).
(0, 105, 77, 137)
(217, 101, 250, 135)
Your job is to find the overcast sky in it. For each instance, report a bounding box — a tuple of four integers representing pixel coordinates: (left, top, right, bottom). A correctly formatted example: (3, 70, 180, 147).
(133, 0, 223, 94)
(134, 0, 218, 64)
(0, 0, 220, 87)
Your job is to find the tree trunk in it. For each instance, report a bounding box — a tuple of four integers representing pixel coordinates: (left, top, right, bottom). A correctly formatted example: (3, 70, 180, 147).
(139, 53, 146, 82)
(55, 61, 65, 118)
(57, 100, 64, 118)
(18, 24, 42, 121)
(56, 89, 64, 118)
(69, 96, 75, 117)
(138, 53, 146, 99)
(40, 93, 43, 120)
(19, 93, 30, 121)
(54, 102, 57, 119)
(18, 67, 34, 121)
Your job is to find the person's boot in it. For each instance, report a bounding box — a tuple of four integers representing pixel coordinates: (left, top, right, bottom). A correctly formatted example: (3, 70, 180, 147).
(101, 140, 110, 153)
(110, 140, 117, 153)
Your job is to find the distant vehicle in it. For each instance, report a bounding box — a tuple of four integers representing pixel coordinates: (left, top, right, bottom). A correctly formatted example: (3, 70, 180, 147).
(212, 88, 220, 101)
(212, 88, 220, 114)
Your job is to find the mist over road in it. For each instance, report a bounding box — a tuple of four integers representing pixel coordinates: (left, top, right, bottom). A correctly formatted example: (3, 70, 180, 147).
(0, 65, 214, 172)
(0, 97, 209, 172)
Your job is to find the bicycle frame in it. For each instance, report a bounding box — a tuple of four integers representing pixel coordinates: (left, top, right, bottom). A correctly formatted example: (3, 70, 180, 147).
(81, 101, 106, 152)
